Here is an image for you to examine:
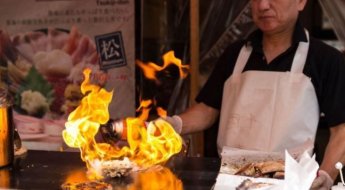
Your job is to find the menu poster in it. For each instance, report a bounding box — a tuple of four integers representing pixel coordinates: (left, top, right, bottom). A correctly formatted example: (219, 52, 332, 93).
(0, 0, 135, 151)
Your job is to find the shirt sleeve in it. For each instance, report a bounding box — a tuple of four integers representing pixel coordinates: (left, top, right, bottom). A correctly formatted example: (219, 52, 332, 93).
(312, 40, 345, 127)
(195, 41, 244, 110)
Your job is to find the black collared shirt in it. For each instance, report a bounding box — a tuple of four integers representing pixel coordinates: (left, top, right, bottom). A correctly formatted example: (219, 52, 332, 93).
(196, 21, 345, 128)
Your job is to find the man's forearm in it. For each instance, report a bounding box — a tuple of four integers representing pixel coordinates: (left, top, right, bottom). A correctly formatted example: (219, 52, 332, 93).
(178, 103, 219, 135)
(320, 123, 345, 180)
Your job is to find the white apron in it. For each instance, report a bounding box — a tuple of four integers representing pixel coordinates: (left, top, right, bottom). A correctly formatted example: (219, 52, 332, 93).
(217, 32, 319, 154)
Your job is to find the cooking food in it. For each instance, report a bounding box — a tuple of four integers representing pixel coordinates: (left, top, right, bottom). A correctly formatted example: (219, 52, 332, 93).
(100, 157, 136, 178)
(234, 160, 285, 179)
(61, 181, 112, 190)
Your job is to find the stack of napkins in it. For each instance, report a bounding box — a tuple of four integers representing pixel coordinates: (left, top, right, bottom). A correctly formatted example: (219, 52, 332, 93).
(269, 150, 319, 190)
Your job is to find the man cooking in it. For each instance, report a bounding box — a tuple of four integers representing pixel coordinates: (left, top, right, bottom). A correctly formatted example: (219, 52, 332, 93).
(162, 0, 345, 189)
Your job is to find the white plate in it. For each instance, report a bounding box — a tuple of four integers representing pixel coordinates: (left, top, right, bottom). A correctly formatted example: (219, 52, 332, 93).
(213, 173, 282, 190)
(20, 133, 49, 140)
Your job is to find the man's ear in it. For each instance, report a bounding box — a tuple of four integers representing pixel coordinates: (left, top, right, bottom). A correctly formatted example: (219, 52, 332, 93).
(297, 0, 308, 11)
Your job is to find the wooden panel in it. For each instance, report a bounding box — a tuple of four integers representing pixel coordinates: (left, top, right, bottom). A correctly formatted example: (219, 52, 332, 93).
(188, 0, 204, 157)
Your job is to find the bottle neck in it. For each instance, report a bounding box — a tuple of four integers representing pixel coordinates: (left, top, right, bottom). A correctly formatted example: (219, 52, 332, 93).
(99, 119, 124, 144)
(111, 119, 127, 140)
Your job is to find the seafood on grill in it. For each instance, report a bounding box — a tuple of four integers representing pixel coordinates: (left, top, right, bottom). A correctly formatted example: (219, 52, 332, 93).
(234, 160, 285, 179)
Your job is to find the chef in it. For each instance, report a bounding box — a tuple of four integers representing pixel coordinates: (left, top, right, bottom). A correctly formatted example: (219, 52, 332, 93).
(161, 0, 345, 189)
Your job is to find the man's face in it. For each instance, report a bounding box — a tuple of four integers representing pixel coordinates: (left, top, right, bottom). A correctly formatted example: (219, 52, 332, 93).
(251, 0, 307, 34)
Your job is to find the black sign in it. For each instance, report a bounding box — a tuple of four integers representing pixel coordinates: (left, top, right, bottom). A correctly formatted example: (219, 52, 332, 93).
(95, 31, 127, 70)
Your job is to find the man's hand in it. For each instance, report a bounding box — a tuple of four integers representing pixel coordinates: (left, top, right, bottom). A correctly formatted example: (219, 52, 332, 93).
(165, 115, 183, 134)
(153, 115, 183, 134)
(310, 170, 334, 190)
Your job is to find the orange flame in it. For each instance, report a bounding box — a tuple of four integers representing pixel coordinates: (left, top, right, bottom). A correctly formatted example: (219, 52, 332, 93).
(136, 50, 189, 81)
(128, 166, 183, 190)
(63, 67, 183, 179)
(63, 166, 183, 190)
(136, 99, 152, 121)
(136, 50, 189, 115)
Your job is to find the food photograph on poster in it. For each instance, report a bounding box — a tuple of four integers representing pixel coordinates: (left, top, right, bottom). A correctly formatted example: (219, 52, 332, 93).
(0, 0, 135, 151)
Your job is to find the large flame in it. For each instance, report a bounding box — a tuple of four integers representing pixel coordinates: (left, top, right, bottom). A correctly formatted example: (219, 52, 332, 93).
(63, 50, 186, 179)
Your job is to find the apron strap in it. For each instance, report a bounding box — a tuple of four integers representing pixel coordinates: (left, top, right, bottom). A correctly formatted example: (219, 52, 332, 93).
(232, 30, 310, 74)
(232, 45, 252, 74)
(290, 30, 310, 73)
